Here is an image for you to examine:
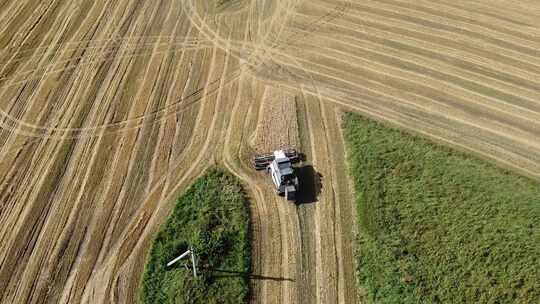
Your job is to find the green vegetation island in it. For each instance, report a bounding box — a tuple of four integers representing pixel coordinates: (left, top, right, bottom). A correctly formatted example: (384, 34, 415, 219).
(343, 114, 540, 304)
(140, 168, 251, 304)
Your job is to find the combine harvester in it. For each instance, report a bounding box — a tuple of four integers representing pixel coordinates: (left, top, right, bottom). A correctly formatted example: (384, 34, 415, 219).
(253, 149, 302, 201)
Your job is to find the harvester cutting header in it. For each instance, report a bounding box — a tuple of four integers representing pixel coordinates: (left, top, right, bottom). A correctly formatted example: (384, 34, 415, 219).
(253, 149, 302, 201)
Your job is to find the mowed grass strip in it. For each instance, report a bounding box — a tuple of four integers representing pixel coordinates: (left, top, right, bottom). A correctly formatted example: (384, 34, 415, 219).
(140, 168, 251, 304)
(343, 113, 540, 304)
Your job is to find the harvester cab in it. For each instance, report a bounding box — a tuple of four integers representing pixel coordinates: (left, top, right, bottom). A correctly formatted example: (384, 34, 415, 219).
(253, 149, 301, 201)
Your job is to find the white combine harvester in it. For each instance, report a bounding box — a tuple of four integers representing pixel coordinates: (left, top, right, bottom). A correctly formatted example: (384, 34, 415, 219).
(253, 149, 301, 201)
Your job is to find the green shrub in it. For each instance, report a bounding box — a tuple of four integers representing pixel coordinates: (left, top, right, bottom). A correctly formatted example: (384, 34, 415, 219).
(343, 113, 540, 304)
(140, 168, 251, 304)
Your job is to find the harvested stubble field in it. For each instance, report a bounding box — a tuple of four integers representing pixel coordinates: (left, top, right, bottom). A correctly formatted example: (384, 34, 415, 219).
(0, 0, 539, 304)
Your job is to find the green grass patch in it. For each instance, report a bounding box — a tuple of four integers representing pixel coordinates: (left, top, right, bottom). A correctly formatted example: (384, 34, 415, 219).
(140, 168, 251, 304)
(343, 113, 540, 304)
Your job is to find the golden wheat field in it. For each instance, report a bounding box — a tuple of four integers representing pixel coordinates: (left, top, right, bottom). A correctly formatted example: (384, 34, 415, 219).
(0, 0, 539, 303)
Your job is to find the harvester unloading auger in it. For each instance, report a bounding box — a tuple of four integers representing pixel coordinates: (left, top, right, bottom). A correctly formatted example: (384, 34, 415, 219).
(252, 149, 302, 201)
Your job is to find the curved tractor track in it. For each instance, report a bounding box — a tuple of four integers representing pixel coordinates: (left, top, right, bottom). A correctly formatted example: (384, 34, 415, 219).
(0, 0, 539, 304)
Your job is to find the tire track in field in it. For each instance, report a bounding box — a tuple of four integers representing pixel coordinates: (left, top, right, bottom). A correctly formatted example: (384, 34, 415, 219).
(311, 2, 540, 76)
(0, 0, 200, 300)
(305, 1, 540, 76)
(285, 1, 540, 176)
(217, 4, 347, 302)
(279, 38, 540, 146)
(267, 6, 540, 142)
(78, 25, 235, 304)
(3, 0, 346, 141)
(268, 52, 538, 175)
(222, 73, 285, 304)
(0, 0, 143, 298)
(264, 39, 535, 138)
(0, 36, 214, 137)
(220, 4, 303, 302)
(301, 84, 540, 180)
(0, 1, 143, 136)
(0, 0, 176, 301)
(218, 9, 357, 301)
(289, 15, 540, 99)
(0, 1, 131, 144)
(408, 0, 540, 34)
(0, 35, 285, 142)
(0, 35, 206, 64)
(346, 1, 540, 55)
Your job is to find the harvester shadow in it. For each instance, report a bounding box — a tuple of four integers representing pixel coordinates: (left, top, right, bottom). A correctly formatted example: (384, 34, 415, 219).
(295, 165, 322, 205)
(209, 269, 295, 282)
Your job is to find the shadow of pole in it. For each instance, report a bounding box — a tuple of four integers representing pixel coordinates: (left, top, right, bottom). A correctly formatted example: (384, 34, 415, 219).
(208, 269, 295, 282)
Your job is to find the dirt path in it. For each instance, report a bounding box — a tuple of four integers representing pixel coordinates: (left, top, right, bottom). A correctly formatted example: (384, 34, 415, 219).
(1, 0, 539, 303)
